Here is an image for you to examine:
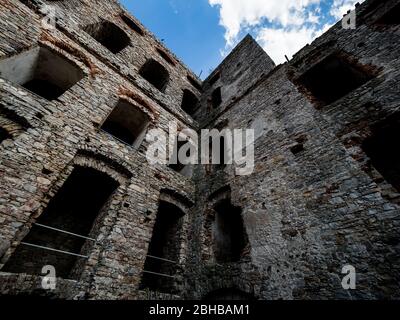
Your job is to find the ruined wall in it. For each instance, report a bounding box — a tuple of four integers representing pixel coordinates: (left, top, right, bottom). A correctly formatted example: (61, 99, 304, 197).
(0, 0, 196, 299)
(186, 0, 400, 300)
(0, 0, 399, 300)
(194, 35, 276, 125)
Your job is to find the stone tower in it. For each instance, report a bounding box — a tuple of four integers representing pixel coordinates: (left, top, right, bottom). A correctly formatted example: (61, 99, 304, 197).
(0, 0, 399, 300)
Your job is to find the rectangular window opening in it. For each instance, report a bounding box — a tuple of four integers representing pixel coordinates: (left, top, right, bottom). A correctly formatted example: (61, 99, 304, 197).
(362, 116, 400, 193)
(0, 47, 84, 101)
(213, 199, 247, 263)
(375, 3, 400, 25)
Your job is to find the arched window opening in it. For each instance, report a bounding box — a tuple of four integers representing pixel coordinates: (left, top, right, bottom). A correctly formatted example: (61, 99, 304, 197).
(83, 20, 130, 54)
(2, 166, 119, 279)
(100, 99, 150, 146)
(140, 200, 185, 293)
(297, 52, 375, 107)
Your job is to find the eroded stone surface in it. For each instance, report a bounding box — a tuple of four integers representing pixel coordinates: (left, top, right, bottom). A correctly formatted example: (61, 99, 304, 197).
(0, 0, 399, 300)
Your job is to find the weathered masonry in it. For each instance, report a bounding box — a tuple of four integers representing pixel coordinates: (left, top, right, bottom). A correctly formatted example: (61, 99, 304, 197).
(0, 0, 399, 300)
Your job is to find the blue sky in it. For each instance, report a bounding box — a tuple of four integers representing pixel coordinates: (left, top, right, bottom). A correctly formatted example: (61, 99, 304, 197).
(120, 0, 362, 79)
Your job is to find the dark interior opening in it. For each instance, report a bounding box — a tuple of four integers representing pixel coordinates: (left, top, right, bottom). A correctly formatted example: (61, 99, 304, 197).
(0, 127, 11, 143)
(139, 59, 170, 92)
(211, 87, 222, 109)
(290, 143, 304, 155)
(219, 135, 226, 167)
(0, 47, 84, 101)
(362, 116, 400, 193)
(156, 48, 175, 66)
(298, 53, 374, 106)
(2, 166, 119, 279)
(83, 20, 130, 54)
(181, 89, 199, 115)
(120, 14, 144, 35)
(214, 135, 227, 169)
(376, 3, 400, 25)
(140, 201, 185, 293)
(0, 105, 31, 142)
(203, 288, 254, 300)
(213, 199, 247, 263)
(208, 72, 221, 86)
(101, 100, 150, 145)
(187, 75, 202, 91)
(23, 79, 64, 101)
(208, 133, 227, 169)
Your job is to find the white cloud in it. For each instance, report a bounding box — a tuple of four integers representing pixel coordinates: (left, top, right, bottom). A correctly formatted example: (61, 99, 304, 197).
(208, 0, 364, 65)
(256, 25, 328, 64)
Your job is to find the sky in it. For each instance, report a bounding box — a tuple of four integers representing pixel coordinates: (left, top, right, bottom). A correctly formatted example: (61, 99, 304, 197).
(120, 0, 363, 79)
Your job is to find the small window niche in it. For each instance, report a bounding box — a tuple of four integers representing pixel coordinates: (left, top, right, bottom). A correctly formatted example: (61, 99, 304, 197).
(208, 71, 221, 87)
(120, 14, 144, 36)
(101, 100, 150, 147)
(139, 59, 170, 92)
(0, 47, 84, 101)
(181, 89, 199, 116)
(168, 138, 194, 178)
(207, 134, 229, 170)
(187, 75, 202, 92)
(83, 20, 130, 54)
(211, 87, 222, 109)
(375, 3, 400, 25)
(362, 116, 400, 193)
(297, 53, 375, 107)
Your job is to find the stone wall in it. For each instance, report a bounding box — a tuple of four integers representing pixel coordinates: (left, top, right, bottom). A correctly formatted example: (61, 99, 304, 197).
(186, 0, 400, 300)
(0, 0, 195, 299)
(0, 0, 399, 300)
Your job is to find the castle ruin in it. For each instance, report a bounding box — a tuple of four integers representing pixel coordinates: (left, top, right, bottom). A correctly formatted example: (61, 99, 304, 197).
(0, 0, 399, 300)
